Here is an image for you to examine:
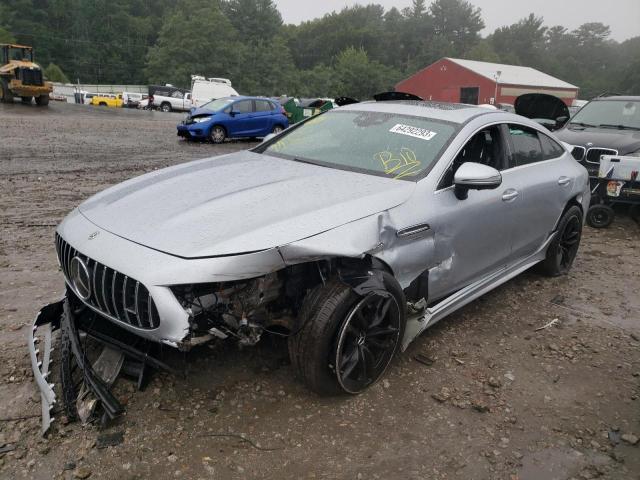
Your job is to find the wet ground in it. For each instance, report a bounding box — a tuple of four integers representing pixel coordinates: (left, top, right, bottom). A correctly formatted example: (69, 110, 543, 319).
(0, 102, 639, 479)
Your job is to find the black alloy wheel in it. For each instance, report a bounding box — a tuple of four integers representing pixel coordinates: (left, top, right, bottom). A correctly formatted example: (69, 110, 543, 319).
(557, 215, 581, 270)
(334, 291, 401, 394)
(539, 205, 583, 276)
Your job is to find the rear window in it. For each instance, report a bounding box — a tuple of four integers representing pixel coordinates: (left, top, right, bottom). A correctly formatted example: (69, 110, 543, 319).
(261, 110, 457, 180)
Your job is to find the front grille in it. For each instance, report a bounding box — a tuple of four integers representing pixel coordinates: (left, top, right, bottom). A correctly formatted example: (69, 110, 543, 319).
(19, 68, 43, 86)
(55, 233, 160, 329)
(571, 146, 585, 161)
(586, 148, 617, 165)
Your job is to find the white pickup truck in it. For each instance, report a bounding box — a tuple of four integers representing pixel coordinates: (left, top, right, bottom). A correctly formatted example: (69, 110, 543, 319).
(148, 85, 192, 112)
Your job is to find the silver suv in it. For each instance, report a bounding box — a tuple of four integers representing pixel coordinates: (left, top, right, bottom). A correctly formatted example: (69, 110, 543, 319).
(37, 101, 590, 402)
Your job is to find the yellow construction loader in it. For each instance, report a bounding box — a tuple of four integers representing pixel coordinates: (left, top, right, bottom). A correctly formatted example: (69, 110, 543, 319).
(0, 44, 52, 105)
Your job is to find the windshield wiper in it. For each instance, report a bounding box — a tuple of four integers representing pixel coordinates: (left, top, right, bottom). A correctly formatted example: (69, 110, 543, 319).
(569, 121, 597, 128)
(598, 124, 640, 131)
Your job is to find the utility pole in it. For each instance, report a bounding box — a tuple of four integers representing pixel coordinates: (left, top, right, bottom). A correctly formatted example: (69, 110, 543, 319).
(493, 70, 502, 105)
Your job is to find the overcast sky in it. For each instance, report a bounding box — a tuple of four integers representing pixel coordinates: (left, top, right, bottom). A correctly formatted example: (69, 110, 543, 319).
(274, 0, 640, 41)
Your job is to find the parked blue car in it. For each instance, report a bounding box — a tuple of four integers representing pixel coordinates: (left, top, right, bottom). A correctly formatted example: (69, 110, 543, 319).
(177, 96, 289, 143)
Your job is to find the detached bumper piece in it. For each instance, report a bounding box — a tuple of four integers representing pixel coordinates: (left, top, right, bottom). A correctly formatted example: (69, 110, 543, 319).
(29, 301, 63, 435)
(61, 299, 125, 424)
(29, 295, 178, 435)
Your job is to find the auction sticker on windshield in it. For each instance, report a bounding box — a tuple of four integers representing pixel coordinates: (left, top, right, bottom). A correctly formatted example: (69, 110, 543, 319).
(389, 124, 438, 141)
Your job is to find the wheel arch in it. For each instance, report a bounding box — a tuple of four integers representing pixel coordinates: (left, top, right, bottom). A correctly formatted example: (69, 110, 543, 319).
(276, 254, 397, 313)
(553, 195, 584, 232)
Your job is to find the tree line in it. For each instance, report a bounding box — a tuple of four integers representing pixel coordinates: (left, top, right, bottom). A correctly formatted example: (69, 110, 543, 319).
(1, 0, 638, 100)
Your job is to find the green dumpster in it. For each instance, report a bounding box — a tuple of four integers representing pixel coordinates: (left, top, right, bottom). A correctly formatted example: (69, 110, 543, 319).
(281, 98, 333, 124)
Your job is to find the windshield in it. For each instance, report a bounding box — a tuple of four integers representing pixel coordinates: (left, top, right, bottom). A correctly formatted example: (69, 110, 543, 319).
(262, 110, 457, 180)
(570, 100, 640, 129)
(200, 97, 234, 111)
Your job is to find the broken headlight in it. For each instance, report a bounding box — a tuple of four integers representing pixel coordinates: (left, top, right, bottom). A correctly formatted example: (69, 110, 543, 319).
(171, 273, 283, 345)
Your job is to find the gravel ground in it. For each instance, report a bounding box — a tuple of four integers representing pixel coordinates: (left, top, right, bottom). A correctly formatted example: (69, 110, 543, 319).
(0, 101, 639, 480)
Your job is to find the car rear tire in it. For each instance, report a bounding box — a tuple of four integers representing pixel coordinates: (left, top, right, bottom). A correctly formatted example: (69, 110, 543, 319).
(35, 95, 49, 106)
(161, 102, 171, 113)
(209, 125, 226, 144)
(288, 272, 405, 396)
(539, 205, 583, 277)
(586, 204, 614, 229)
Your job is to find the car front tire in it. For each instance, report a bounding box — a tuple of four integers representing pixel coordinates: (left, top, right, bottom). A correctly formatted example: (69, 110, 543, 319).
(272, 125, 284, 134)
(540, 205, 583, 276)
(209, 125, 226, 144)
(288, 272, 405, 396)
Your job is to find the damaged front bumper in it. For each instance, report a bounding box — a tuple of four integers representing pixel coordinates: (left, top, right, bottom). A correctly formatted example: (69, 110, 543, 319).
(29, 296, 177, 435)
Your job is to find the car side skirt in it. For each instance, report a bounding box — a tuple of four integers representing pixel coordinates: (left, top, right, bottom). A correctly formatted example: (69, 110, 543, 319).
(402, 232, 557, 350)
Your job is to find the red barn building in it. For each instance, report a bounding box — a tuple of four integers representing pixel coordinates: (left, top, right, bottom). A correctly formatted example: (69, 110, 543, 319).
(396, 58, 579, 107)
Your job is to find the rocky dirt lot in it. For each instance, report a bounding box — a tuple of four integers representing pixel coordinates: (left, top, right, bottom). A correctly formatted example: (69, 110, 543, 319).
(0, 102, 639, 480)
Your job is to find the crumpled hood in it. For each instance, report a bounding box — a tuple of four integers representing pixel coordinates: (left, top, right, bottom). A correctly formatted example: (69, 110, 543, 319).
(188, 106, 216, 117)
(556, 127, 640, 154)
(78, 151, 415, 258)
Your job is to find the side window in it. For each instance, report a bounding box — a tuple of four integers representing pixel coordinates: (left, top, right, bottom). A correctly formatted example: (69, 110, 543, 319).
(255, 100, 273, 112)
(438, 125, 506, 189)
(508, 124, 544, 167)
(234, 100, 253, 113)
(171, 90, 184, 99)
(539, 133, 565, 160)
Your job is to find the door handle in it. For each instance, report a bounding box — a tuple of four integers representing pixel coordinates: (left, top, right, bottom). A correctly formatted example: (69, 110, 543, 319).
(558, 176, 571, 186)
(502, 189, 519, 201)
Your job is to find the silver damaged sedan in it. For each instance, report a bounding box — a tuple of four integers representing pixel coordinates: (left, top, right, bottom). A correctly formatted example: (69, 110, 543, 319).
(42, 101, 590, 399)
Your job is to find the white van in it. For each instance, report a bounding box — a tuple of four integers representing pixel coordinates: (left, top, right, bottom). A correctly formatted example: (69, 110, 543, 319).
(190, 76, 239, 108)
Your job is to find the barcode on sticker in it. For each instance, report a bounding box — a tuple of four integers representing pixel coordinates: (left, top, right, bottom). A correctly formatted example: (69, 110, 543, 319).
(389, 124, 437, 141)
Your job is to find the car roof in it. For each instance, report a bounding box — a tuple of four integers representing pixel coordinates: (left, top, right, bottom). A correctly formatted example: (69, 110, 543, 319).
(339, 100, 502, 124)
(229, 96, 276, 101)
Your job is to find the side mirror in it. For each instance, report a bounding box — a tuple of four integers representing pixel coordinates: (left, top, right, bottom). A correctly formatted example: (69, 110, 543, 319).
(555, 116, 569, 128)
(454, 162, 502, 200)
(262, 133, 276, 143)
(229, 110, 236, 117)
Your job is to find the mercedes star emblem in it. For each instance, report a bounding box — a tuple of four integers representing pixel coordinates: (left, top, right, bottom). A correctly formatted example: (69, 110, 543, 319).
(70, 256, 91, 300)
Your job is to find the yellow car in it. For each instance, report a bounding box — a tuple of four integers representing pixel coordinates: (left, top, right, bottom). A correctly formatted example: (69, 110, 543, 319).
(91, 93, 123, 107)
